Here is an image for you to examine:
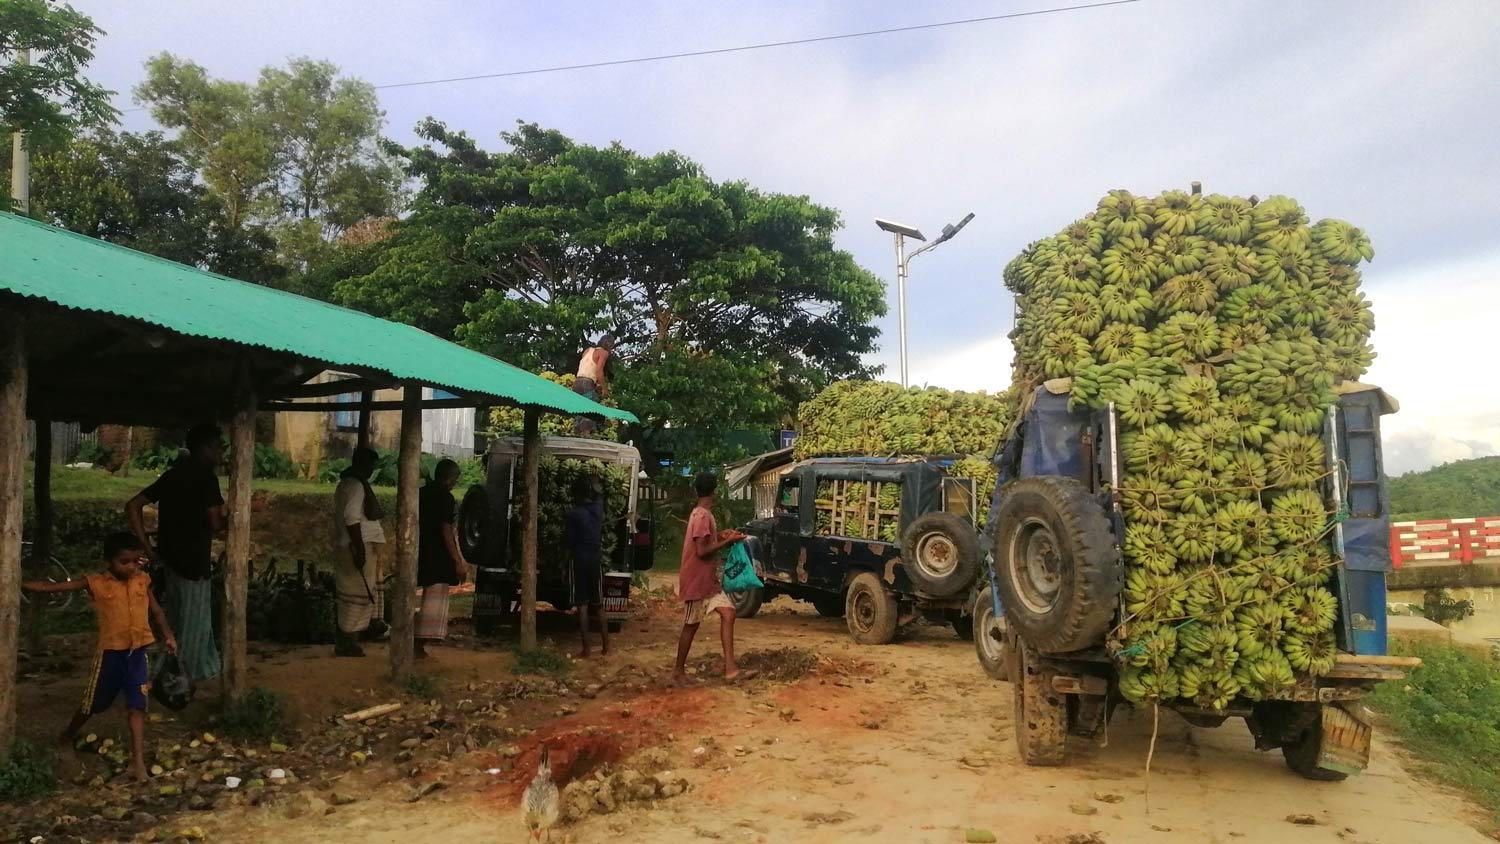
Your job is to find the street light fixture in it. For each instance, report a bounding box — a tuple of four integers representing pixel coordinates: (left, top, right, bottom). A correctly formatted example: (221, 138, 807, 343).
(876, 212, 975, 387)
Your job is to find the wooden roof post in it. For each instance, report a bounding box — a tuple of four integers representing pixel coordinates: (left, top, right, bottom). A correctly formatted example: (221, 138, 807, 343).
(0, 311, 27, 758)
(221, 359, 256, 703)
(519, 408, 541, 651)
(24, 416, 51, 654)
(389, 383, 421, 677)
(357, 389, 373, 450)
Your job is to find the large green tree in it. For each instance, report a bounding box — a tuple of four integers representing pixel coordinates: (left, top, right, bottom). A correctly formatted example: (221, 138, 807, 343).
(134, 54, 401, 282)
(14, 128, 284, 281)
(335, 120, 886, 464)
(0, 0, 115, 149)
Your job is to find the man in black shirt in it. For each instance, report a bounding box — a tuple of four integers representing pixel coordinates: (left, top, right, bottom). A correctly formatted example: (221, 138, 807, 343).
(127, 424, 225, 681)
(565, 477, 609, 658)
(415, 459, 468, 659)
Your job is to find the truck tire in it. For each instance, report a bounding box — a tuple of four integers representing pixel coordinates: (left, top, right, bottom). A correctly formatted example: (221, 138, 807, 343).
(973, 589, 1009, 681)
(992, 476, 1121, 654)
(901, 512, 981, 598)
(728, 586, 765, 618)
(811, 594, 846, 618)
(1012, 634, 1066, 765)
(458, 485, 493, 563)
(845, 572, 898, 645)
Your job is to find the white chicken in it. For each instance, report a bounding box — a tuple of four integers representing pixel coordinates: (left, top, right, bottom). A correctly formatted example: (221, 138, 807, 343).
(522, 745, 560, 842)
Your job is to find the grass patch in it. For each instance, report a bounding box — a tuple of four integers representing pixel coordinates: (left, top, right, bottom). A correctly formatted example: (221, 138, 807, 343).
(403, 673, 442, 698)
(0, 740, 57, 802)
(1369, 643, 1500, 832)
(216, 687, 289, 743)
(512, 647, 570, 676)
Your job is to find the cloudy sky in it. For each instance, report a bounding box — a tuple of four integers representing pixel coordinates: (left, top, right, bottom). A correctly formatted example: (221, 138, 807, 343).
(75, 0, 1499, 475)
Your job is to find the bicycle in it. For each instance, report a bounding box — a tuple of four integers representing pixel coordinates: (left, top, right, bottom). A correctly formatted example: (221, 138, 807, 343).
(21, 541, 76, 613)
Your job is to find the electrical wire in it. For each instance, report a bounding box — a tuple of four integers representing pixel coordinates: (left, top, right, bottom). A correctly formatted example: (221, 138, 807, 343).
(119, 0, 1142, 111)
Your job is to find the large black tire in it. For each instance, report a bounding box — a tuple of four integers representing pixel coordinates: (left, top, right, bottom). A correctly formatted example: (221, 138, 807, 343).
(1012, 634, 1067, 766)
(901, 512, 981, 598)
(992, 476, 1120, 654)
(845, 572, 898, 645)
(458, 485, 493, 563)
(972, 589, 1009, 681)
(728, 586, 765, 618)
(1282, 707, 1349, 782)
(811, 594, 846, 618)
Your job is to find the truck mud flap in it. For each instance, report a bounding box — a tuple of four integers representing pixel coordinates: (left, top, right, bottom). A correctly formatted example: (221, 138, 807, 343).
(1318, 702, 1373, 777)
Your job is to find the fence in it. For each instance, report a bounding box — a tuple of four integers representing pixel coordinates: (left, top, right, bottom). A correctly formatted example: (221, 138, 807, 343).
(24, 420, 96, 465)
(1389, 516, 1500, 569)
(638, 479, 751, 504)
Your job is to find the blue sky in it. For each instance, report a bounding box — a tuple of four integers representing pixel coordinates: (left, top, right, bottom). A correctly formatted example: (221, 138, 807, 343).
(77, 0, 1500, 474)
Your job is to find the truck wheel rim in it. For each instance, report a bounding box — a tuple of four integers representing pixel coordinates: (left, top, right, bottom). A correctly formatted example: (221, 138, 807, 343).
(916, 531, 958, 577)
(977, 602, 1006, 664)
(1010, 517, 1063, 615)
(851, 589, 877, 631)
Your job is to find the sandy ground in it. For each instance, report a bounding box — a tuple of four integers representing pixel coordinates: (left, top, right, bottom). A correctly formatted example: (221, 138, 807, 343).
(13, 578, 1495, 844)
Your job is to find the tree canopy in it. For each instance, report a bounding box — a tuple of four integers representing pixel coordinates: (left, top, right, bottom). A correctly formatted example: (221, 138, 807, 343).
(334, 120, 886, 464)
(0, 0, 115, 148)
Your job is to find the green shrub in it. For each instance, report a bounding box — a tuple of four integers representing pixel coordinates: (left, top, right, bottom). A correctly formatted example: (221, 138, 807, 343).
(512, 647, 570, 676)
(217, 687, 289, 742)
(0, 741, 56, 802)
(1370, 644, 1500, 830)
(74, 440, 113, 467)
(252, 444, 298, 479)
(132, 444, 181, 472)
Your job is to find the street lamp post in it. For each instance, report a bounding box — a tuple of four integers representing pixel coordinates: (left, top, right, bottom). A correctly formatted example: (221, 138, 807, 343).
(875, 212, 975, 387)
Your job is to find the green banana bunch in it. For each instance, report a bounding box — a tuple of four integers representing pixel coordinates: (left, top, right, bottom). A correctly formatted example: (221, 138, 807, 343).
(1282, 631, 1337, 675)
(1237, 553, 1293, 603)
(1115, 379, 1173, 428)
(1197, 194, 1254, 243)
(1251, 195, 1311, 250)
(1221, 449, 1269, 492)
(1124, 522, 1179, 574)
(1061, 218, 1107, 255)
(1264, 431, 1326, 488)
(1126, 424, 1187, 479)
(1168, 512, 1220, 563)
(1040, 329, 1092, 377)
(1255, 240, 1316, 287)
(1280, 585, 1338, 635)
(1154, 312, 1222, 361)
(1235, 602, 1289, 659)
(1168, 374, 1221, 423)
(1152, 232, 1211, 279)
(1320, 290, 1376, 346)
(1125, 568, 1186, 619)
(1095, 189, 1156, 238)
(1234, 651, 1296, 699)
(1154, 190, 1202, 235)
(1125, 624, 1179, 670)
(1100, 234, 1161, 288)
(1311, 218, 1374, 265)
(1120, 475, 1177, 522)
(1185, 576, 1244, 626)
(1215, 500, 1270, 556)
(1154, 271, 1218, 315)
(1176, 469, 1229, 517)
(1218, 283, 1286, 329)
(1270, 489, 1326, 544)
(1220, 322, 1270, 354)
(1282, 546, 1334, 586)
(1118, 666, 1181, 703)
(1099, 284, 1155, 324)
(1323, 340, 1376, 381)
(1093, 322, 1154, 363)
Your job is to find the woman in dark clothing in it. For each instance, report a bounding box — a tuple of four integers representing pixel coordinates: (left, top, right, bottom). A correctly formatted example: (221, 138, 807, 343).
(565, 476, 609, 657)
(415, 459, 468, 659)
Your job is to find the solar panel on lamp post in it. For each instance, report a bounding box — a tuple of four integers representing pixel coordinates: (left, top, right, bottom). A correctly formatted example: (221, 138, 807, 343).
(876, 212, 975, 388)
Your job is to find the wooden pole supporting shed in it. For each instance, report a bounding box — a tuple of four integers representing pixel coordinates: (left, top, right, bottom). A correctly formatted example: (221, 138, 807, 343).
(25, 417, 51, 655)
(221, 362, 256, 702)
(518, 408, 541, 651)
(388, 384, 422, 678)
(0, 311, 26, 758)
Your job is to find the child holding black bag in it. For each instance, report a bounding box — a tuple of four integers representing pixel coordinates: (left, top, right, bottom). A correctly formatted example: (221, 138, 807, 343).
(23, 532, 176, 781)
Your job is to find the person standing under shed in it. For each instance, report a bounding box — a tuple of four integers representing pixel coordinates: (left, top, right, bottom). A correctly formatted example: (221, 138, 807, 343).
(126, 423, 224, 682)
(565, 476, 609, 658)
(333, 447, 386, 657)
(573, 333, 616, 435)
(415, 459, 468, 659)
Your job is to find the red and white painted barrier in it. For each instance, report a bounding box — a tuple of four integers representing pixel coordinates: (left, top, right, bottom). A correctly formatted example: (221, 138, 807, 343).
(1389, 516, 1500, 569)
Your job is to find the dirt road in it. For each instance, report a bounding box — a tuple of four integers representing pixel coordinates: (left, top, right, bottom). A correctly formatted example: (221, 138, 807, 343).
(168, 593, 1488, 844)
(14, 583, 1493, 844)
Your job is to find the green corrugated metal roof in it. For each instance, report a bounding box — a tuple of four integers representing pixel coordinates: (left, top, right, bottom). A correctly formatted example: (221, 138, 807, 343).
(0, 211, 636, 422)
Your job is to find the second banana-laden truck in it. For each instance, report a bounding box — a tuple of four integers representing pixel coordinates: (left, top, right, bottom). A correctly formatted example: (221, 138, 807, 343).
(982, 186, 1416, 780)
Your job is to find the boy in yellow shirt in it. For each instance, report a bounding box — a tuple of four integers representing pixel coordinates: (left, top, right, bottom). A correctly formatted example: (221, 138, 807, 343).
(23, 532, 176, 781)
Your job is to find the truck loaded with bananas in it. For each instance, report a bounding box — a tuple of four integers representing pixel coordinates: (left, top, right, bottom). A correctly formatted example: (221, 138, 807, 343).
(986, 186, 1417, 781)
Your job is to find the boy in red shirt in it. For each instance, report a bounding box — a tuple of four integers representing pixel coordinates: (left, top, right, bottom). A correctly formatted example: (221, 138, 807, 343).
(24, 532, 176, 781)
(673, 473, 758, 684)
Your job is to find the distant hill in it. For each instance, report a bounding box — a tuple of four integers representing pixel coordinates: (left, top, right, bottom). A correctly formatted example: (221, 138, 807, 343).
(1388, 456, 1500, 521)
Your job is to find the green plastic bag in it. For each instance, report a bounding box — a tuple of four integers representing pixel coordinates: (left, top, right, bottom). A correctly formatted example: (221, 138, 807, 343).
(721, 541, 764, 593)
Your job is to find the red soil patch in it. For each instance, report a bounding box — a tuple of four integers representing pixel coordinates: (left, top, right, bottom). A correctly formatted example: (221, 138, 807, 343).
(488, 686, 717, 803)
